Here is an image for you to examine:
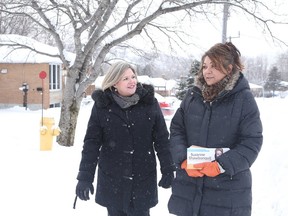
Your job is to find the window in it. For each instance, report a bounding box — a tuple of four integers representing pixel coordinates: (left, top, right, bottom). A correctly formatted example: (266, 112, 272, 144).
(49, 64, 61, 90)
(49, 103, 61, 108)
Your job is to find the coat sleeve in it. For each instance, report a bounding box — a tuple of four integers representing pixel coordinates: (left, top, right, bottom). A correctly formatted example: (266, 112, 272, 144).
(77, 103, 103, 182)
(152, 100, 176, 174)
(169, 94, 191, 168)
(216, 90, 263, 176)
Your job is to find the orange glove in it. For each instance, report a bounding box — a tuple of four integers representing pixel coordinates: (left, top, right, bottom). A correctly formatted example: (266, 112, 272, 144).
(181, 159, 204, 177)
(193, 161, 220, 177)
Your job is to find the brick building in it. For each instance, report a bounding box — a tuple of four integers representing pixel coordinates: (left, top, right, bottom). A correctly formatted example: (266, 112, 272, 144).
(0, 35, 74, 110)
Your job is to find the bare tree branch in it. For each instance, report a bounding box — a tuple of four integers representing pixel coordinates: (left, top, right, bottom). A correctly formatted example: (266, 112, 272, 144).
(1, 0, 288, 146)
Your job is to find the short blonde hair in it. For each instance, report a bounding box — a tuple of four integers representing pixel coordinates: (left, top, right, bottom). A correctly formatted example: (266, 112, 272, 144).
(102, 61, 137, 91)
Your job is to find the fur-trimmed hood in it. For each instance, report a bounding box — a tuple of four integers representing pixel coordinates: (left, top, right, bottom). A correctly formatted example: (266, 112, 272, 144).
(91, 83, 155, 108)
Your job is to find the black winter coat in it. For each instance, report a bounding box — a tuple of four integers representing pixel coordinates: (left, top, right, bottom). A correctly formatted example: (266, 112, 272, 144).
(77, 83, 174, 211)
(168, 73, 263, 216)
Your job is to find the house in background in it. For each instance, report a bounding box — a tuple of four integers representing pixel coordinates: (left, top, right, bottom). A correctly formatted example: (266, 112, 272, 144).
(150, 77, 177, 96)
(0, 34, 75, 110)
(249, 82, 264, 97)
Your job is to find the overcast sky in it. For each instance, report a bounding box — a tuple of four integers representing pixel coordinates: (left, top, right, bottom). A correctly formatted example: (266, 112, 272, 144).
(225, 0, 288, 58)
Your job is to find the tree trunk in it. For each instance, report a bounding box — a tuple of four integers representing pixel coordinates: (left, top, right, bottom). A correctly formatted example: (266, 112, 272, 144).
(56, 75, 82, 147)
(56, 99, 80, 146)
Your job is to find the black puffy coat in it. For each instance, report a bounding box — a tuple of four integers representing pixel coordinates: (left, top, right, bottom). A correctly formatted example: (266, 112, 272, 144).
(168, 73, 263, 216)
(77, 83, 174, 211)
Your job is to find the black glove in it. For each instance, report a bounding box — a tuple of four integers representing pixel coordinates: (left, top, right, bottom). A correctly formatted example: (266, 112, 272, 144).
(158, 172, 174, 189)
(76, 181, 94, 201)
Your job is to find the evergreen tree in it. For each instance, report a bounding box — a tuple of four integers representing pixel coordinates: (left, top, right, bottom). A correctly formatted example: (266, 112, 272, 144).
(264, 66, 282, 97)
(176, 60, 200, 100)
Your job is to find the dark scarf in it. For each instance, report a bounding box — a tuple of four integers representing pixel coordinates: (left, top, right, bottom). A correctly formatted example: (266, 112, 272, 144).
(112, 92, 140, 109)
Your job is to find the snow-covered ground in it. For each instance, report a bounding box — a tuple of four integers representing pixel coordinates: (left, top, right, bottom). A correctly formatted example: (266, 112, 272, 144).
(0, 97, 287, 216)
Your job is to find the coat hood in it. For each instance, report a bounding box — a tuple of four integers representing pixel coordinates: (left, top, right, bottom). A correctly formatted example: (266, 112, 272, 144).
(91, 83, 155, 108)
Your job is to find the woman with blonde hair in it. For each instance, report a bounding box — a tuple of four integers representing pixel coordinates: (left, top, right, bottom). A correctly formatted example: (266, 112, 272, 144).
(75, 61, 175, 216)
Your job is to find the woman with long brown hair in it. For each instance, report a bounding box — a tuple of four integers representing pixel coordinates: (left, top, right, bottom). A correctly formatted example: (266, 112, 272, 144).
(168, 42, 263, 216)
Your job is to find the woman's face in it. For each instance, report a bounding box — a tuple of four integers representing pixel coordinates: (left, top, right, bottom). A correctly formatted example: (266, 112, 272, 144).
(114, 68, 137, 96)
(202, 56, 228, 86)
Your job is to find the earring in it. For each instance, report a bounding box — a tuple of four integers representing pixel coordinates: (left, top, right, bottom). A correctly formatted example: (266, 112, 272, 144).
(114, 88, 117, 92)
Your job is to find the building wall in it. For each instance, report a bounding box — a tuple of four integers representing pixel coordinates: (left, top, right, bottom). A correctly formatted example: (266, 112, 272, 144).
(0, 63, 61, 110)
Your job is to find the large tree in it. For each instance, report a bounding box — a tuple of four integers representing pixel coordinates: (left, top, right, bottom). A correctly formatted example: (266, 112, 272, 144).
(0, 0, 287, 146)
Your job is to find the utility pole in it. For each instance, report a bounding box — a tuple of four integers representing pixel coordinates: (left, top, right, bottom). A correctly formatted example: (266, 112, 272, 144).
(222, 1, 240, 43)
(222, 1, 230, 43)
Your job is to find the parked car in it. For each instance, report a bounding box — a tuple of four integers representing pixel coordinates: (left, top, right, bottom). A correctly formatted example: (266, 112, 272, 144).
(155, 93, 175, 117)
